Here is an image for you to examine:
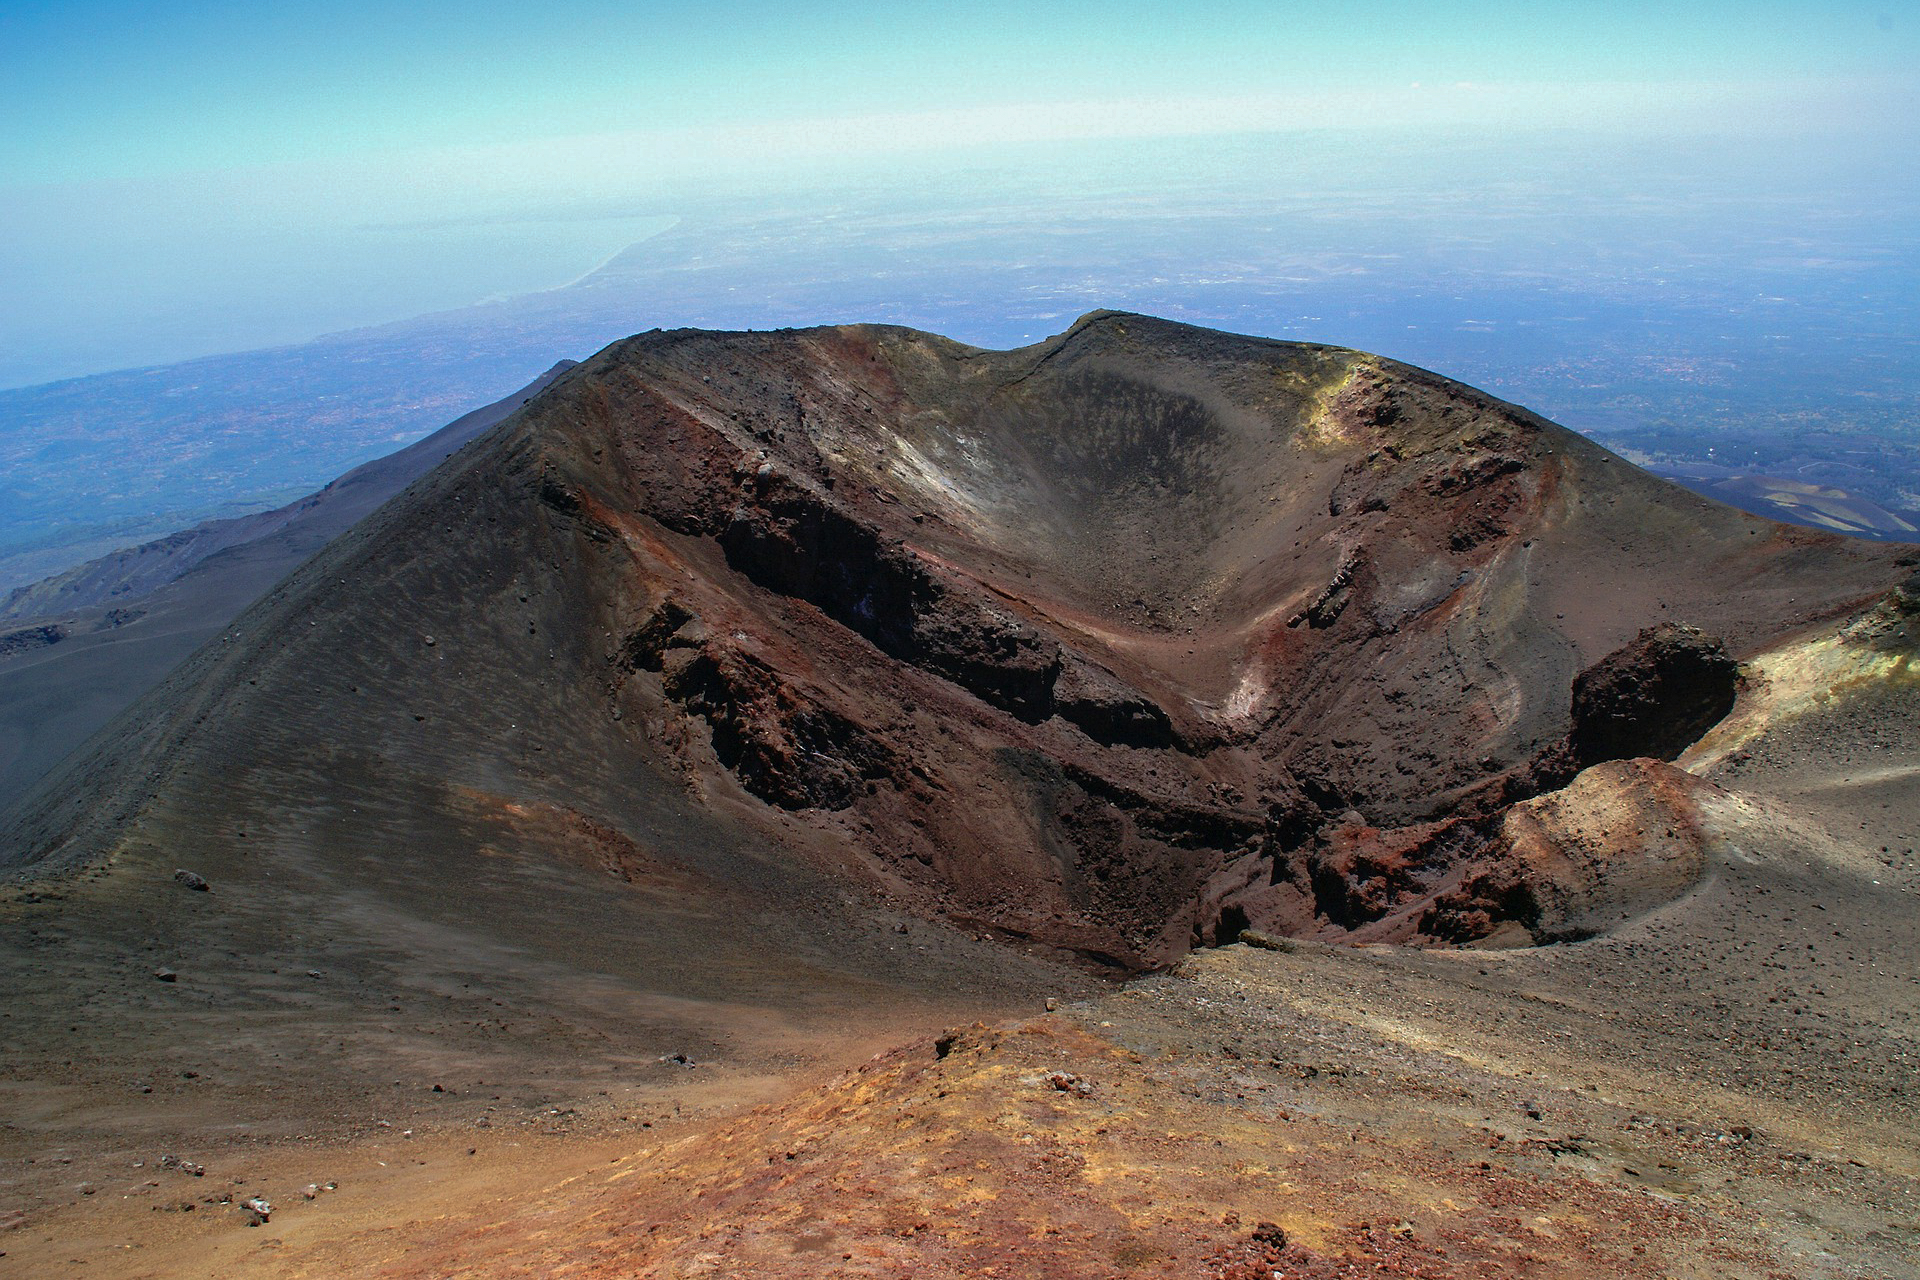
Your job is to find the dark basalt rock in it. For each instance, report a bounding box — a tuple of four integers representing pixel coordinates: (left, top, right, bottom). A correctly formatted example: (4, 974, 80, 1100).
(661, 640, 893, 811)
(719, 472, 1061, 721)
(1288, 554, 1363, 630)
(619, 598, 702, 671)
(1051, 655, 1177, 748)
(1568, 624, 1741, 768)
(0, 623, 65, 657)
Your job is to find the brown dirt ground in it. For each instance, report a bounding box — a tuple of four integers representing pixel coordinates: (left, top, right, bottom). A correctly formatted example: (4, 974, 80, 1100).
(6, 659, 1914, 1279)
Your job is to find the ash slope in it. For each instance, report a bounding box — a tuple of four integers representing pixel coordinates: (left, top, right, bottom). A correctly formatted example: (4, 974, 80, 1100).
(0, 361, 577, 627)
(0, 313, 1906, 975)
(0, 363, 576, 813)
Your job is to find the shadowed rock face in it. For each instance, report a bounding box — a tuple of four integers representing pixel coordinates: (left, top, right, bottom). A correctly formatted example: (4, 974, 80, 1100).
(1, 313, 1907, 969)
(1569, 625, 1742, 768)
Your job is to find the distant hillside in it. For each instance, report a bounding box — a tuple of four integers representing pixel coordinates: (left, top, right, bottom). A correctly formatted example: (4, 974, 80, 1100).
(1, 361, 575, 624)
(8, 171, 1919, 591)
(0, 362, 573, 811)
(1654, 466, 1920, 542)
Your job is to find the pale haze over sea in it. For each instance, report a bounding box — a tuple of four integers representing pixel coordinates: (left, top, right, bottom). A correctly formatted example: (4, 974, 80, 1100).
(1, 2, 1915, 584)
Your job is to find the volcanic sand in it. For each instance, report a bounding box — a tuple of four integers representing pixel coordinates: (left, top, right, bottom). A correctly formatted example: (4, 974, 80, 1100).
(2, 650, 1914, 1278)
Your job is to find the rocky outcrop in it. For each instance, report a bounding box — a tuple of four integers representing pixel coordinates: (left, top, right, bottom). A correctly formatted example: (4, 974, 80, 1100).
(660, 637, 895, 813)
(1515, 624, 1743, 798)
(1050, 655, 1176, 748)
(0, 624, 64, 657)
(1567, 624, 1741, 768)
(719, 471, 1061, 721)
(1422, 760, 1718, 944)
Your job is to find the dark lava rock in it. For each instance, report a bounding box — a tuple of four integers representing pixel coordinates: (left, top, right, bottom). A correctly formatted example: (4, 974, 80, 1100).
(1568, 624, 1740, 768)
(0, 624, 64, 657)
(172, 868, 209, 892)
(1052, 655, 1176, 748)
(1287, 554, 1363, 630)
(660, 639, 892, 811)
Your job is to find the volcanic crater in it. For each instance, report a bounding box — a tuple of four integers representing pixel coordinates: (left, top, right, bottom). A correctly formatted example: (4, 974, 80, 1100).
(4, 311, 1905, 966)
(3, 314, 1917, 1278)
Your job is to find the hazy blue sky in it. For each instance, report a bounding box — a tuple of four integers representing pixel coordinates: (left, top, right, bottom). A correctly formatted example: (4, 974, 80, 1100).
(4, 1, 1913, 181)
(1, 1, 1915, 386)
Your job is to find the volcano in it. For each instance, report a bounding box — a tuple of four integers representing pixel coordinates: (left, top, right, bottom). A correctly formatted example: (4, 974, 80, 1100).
(5, 312, 1917, 1278)
(3, 312, 1905, 964)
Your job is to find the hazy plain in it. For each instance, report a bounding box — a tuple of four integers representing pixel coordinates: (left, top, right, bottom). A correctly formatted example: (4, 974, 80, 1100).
(3, 128, 1916, 592)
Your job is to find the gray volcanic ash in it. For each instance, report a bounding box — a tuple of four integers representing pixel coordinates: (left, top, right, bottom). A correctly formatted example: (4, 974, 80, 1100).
(0, 362, 576, 812)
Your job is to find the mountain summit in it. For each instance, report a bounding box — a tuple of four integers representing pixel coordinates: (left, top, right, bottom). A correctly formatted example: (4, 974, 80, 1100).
(4, 313, 1904, 975)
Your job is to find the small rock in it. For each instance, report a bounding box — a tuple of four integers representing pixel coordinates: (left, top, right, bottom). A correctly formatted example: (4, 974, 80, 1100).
(302, 1184, 319, 1200)
(158, 1155, 206, 1177)
(172, 869, 210, 892)
(153, 968, 177, 983)
(1045, 1071, 1093, 1097)
(659, 1052, 695, 1066)
(243, 1196, 272, 1224)
(1251, 1221, 1288, 1248)
(1237, 929, 1294, 953)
